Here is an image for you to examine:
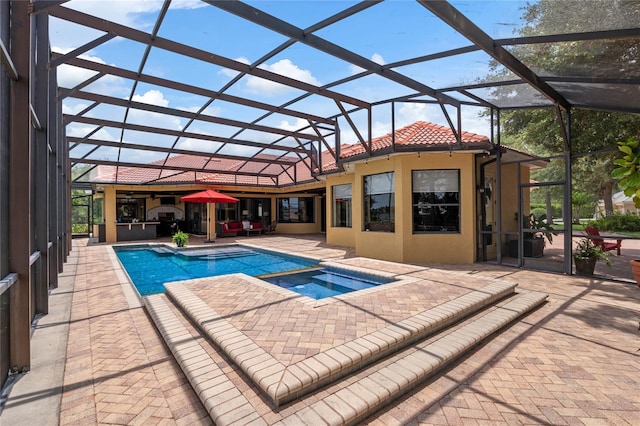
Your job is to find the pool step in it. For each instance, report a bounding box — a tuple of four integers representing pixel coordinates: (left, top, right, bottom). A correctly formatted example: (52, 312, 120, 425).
(167, 279, 516, 406)
(195, 252, 256, 261)
(163, 279, 537, 402)
(146, 279, 547, 425)
(150, 246, 174, 256)
(144, 294, 266, 425)
(178, 248, 257, 261)
(275, 289, 548, 425)
(311, 272, 379, 291)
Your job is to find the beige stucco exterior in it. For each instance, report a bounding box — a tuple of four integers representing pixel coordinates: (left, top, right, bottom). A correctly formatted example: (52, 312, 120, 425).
(98, 183, 325, 243)
(326, 152, 479, 264)
(97, 152, 532, 264)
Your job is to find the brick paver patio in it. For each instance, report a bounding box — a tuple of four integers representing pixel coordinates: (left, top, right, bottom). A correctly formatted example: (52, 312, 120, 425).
(2, 234, 639, 425)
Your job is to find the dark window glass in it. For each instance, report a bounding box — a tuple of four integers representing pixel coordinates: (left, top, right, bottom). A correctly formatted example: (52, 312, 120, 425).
(363, 172, 395, 232)
(412, 170, 460, 233)
(116, 198, 145, 222)
(277, 197, 314, 223)
(332, 184, 352, 228)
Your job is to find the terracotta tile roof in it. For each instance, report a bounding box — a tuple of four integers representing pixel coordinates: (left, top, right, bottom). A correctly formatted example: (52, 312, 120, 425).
(338, 121, 490, 160)
(89, 121, 492, 186)
(317, 121, 491, 172)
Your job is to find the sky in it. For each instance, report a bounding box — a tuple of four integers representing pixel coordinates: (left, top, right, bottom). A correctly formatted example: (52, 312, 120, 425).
(50, 0, 530, 165)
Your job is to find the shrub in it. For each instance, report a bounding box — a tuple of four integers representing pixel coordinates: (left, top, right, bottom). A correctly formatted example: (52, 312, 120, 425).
(588, 213, 640, 232)
(172, 230, 189, 247)
(530, 203, 562, 219)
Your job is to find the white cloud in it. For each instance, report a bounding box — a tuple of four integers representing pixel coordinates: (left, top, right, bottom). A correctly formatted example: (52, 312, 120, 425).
(132, 89, 170, 107)
(277, 118, 308, 132)
(242, 59, 320, 96)
(62, 0, 205, 31)
(459, 108, 491, 136)
(349, 53, 386, 75)
(66, 123, 118, 141)
(397, 102, 431, 125)
(175, 137, 223, 153)
(179, 105, 222, 117)
(371, 53, 386, 65)
(372, 121, 391, 138)
(396, 102, 490, 136)
(55, 51, 130, 98)
(220, 56, 251, 78)
(128, 90, 183, 130)
(62, 102, 91, 116)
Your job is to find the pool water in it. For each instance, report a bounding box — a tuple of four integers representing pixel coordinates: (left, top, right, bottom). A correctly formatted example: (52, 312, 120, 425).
(263, 268, 395, 300)
(114, 244, 318, 295)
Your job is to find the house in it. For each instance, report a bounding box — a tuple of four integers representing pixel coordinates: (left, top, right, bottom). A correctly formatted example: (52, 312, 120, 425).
(595, 191, 639, 218)
(91, 121, 543, 263)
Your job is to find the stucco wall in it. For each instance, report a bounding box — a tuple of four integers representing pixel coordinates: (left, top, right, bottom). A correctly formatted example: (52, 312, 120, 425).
(325, 174, 356, 248)
(400, 153, 477, 264)
(324, 152, 534, 264)
(325, 152, 479, 264)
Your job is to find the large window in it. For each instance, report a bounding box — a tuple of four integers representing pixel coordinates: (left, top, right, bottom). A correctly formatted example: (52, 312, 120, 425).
(277, 197, 314, 223)
(332, 184, 352, 228)
(116, 197, 145, 222)
(363, 172, 395, 232)
(412, 170, 460, 233)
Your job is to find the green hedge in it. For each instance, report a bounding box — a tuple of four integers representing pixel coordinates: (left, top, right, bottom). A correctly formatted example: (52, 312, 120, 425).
(72, 224, 89, 233)
(530, 203, 562, 218)
(588, 214, 640, 232)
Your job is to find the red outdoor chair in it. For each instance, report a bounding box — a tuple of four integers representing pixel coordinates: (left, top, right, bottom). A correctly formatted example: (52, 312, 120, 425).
(585, 226, 622, 255)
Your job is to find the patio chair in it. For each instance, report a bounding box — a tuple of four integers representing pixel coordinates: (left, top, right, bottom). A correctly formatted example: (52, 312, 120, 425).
(585, 226, 622, 255)
(264, 220, 278, 234)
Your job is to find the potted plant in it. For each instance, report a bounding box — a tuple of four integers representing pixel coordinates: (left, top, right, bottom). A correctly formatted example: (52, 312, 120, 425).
(612, 137, 640, 285)
(573, 237, 611, 276)
(172, 230, 189, 247)
(508, 213, 557, 258)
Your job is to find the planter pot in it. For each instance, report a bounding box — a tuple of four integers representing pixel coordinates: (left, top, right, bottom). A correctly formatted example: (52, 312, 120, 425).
(575, 258, 597, 276)
(629, 260, 640, 287)
(507, 237, 545, 258)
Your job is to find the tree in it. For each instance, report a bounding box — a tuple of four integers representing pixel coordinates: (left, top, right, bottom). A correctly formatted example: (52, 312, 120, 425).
(572, 192, 594, 223)
(489, 1, 640, 215)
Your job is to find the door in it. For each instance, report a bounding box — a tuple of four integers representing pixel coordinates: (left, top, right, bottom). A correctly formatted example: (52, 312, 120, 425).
(481, 171, 497, 260)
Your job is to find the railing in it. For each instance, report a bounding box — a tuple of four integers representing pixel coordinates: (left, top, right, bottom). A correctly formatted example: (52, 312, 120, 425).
(0, 272, 18, 296)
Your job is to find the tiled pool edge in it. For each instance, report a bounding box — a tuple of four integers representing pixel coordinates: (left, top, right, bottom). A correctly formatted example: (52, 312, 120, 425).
(162, 276, 519, 407)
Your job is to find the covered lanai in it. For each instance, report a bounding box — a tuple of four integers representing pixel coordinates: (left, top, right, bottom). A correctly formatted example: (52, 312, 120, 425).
(1, 0, 639, 420)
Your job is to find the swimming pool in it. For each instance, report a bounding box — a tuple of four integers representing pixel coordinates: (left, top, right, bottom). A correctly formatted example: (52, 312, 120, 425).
(114, 244, 318, 296)
(263, 267, 395, 300)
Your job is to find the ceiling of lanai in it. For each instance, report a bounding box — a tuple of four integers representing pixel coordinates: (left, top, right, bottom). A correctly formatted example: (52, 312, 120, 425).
(36, 0, 640, 188)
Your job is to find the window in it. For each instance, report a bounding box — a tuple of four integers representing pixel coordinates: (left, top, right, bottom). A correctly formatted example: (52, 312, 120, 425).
(332, 184, 352, 228)
(412, 170, 460, 233)
(277, 197, 314, 223)
(116, 198, 145, 222)
(363, 172, 395, 232)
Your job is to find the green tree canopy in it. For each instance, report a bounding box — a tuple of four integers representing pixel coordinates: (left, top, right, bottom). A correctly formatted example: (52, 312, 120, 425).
(488, 0, 640, 215)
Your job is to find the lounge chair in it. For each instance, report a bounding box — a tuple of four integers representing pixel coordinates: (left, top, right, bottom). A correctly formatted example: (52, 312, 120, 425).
(264, 220, 278, 234)
(585, 226, 622, 255)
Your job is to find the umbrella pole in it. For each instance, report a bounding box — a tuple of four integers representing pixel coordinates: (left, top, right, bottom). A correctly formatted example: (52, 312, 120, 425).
(207, 203, 211, 242)
(206, 202, 215, 243)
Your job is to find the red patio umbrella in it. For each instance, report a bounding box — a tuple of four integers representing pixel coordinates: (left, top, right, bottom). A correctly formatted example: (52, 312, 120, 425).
(181, 189, 239, 242)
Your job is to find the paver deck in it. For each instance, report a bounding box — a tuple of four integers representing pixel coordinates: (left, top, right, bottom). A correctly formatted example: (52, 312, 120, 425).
(2, 234, 640, 425)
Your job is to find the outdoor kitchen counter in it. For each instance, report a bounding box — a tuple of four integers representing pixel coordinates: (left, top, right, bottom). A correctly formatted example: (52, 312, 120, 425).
(115, 222, 159, 242)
